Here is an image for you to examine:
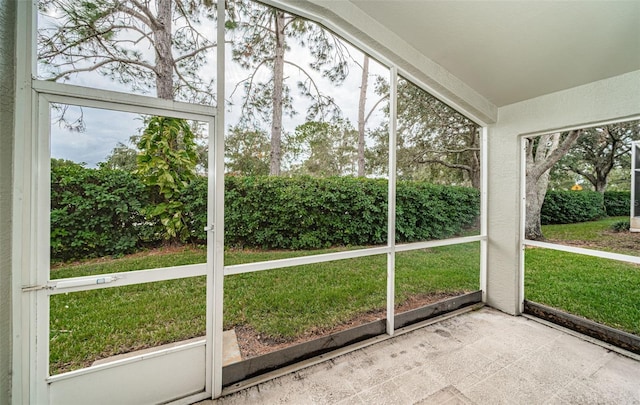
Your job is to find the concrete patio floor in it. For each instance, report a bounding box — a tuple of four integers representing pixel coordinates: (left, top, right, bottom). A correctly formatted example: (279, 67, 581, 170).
(202, 307, 640, 405)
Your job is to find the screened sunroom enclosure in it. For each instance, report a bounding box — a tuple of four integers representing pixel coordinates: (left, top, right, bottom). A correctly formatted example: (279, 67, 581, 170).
(13, 0, 487, 403)
(5, 0, 640, 404)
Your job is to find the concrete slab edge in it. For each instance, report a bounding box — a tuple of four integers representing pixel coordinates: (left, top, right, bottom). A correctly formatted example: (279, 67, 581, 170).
(220, 302, 485, 397)
(523, 300, 640, 359)
(222, 292, 482, 387)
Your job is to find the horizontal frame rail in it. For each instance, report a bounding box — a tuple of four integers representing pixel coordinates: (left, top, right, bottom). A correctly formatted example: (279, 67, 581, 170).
(395, 235, 484, 252)
(224, 236, 485, 276)
(43, 237, 486, 294)
(45, 263, 207, 295)
(46, 339, 206, 383)
(33, 80, 215, 118)
(524, 239, 640, 265)
(223, 246, 390, 276)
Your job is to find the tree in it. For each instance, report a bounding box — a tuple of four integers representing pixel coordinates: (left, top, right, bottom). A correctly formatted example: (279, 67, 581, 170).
(397, 79, 481, 188)
(135, 116, 197, 241)
(357, 55, 369, 177)
(525, 131, 581, 240)
(286, 120, 357, 176)
(101, 141, 138, 171)
(557, 121, 640, 193)
(356, 54, 388, 177)
(38, 0, 216, 103)
(225, 126, 270, 175)
(368, 78, 480, 186)
(229, 0, 349, 175)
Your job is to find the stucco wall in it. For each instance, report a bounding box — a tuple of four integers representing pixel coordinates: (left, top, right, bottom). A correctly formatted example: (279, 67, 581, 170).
(486, 70, 640, 314)
(0, 0, 16, 402)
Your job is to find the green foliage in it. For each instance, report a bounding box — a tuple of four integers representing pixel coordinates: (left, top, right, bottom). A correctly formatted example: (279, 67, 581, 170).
(53, 171, 480, 258)
(368, 78, 481, 187)
(221, 176, 479, 249)
(553, 121, 640, 192)
(225, 126, 270, 175)
(38, 0, 216, 103)
(135, 116, 197, 242)
(396, 181, 479, 241)
(51, 160, 154, 261)
(610, 220, 630, 232)
(540, 190, 605, 225)
(100, 141, 138, 171)
(223, 176, 387, 249)
(286, 120, 358, 176)
(604, 191, 631, 217)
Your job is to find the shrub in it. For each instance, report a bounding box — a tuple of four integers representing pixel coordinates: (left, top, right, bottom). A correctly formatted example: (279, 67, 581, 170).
(541, 190, 605, 225)
(220, 176, 479, 249)
(222, 176, 389, 249)
(395, 181, 479, 242)
(51, 162, 158, 261)
(52, 170, 480, 258)
(610, 220, 630, 232)
(604, 191, 631, 217)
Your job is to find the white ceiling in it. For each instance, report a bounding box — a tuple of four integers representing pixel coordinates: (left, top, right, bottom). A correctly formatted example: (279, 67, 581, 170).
(349, 1, 640, 107)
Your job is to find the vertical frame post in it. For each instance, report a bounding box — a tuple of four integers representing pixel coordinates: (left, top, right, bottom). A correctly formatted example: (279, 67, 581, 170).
(211, 0, 226, 398)
(631, 141, 639, 232)
(35, 95, 52, 404)
(13, 0, 38, 403)
(479, 127, 488, 302)
(518, 136, 528, 314)
(386, 67, 398, 335)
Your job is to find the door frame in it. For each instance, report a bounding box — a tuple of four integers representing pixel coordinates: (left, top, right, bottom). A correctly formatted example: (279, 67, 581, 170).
(26, 80, 223, 404)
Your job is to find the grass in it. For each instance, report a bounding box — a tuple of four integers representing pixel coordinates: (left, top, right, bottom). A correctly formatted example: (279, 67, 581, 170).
(542, 216, 626, 241)
(525, 217, 640, 336)
(525, 248, 640, 335)
(49, 217, 640, 375)
(542, 216, 639, 256)
(50, 243, 479, 375)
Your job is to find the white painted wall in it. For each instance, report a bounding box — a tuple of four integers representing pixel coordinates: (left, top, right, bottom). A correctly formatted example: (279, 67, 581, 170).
(486, 70, 640, 314)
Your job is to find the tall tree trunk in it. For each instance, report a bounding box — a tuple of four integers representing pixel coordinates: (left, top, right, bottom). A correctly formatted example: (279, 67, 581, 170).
(595, 168, 609, 193)
(155, 0, 174, 100)
(269, 10, 286, 176)
(525, 131, 581, 239)
(357, 54, 369, 177)
(470, 128, 481, 189)
(525, 162, 553, 240)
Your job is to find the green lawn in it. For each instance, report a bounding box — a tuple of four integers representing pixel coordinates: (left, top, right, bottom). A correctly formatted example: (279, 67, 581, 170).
(542, 216, 626, 241)
(50, 243, 479, 375)
(49, 216, 639, 375)
(525, 217, 640, 336)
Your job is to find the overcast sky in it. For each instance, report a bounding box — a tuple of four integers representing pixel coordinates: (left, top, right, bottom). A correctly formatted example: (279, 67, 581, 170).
(43, 11, 389, 169)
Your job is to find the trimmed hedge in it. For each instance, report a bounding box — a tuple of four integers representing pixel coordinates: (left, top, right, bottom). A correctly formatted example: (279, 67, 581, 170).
(185, 176, 480, 249)
(604, 191, 631, 217)
(52, 164, 480, 259)
(541, 190, 605, 225)
(51, 163, 155, 261)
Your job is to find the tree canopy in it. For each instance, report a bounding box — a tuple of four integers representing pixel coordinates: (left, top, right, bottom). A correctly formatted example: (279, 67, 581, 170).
(39, 0, 216, 102)
(228, 0, 349, 174)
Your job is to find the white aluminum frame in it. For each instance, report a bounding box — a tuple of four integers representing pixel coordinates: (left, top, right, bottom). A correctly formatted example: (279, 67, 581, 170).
(519, 117, 640, 313)
(632, 141, 639, 231)
(31, 83, 218, 404)
(15, 0, 489, 401)
(386, 66, 398, 335)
